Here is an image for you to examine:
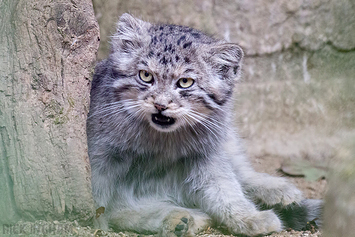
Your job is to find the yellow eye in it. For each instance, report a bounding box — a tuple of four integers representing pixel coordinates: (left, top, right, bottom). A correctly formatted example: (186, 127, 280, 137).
(139, 70, 153, 83)
(177, 78, 194, 88)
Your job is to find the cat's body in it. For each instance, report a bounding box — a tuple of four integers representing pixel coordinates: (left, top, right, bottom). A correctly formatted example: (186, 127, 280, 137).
(87, 14, 322, 236)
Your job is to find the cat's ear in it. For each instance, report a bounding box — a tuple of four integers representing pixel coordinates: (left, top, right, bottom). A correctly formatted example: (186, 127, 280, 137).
(207, 43, 244, 81)
(111, 13, 151, 53)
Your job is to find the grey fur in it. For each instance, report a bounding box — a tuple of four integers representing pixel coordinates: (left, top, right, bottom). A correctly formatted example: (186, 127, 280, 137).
(87, 14, 321, 236)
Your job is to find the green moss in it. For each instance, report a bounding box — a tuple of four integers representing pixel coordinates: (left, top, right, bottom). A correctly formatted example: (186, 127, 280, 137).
(54, 117, 62, 125)
(44, 100, 68, 125)
(53, 115, 68, 125)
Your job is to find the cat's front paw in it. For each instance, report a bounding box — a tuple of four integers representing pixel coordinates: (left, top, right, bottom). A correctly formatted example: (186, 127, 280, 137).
(160, 210, 204, 237)
(251, 176, 303, 206)
(229, 210, 282, 236)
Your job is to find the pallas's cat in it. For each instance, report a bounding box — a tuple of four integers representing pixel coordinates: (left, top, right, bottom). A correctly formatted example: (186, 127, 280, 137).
(87, 14, 322, 236)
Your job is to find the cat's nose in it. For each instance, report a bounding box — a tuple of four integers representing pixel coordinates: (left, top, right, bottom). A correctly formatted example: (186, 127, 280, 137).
(154, 103, 167, 111)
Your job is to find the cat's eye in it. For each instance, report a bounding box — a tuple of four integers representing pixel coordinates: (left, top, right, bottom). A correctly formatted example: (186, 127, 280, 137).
(139, 70, 154, 83)
(177, 78, 194, 88)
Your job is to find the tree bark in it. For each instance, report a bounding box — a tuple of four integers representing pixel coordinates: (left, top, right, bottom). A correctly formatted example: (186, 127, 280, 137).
(0, 0, 99, 224)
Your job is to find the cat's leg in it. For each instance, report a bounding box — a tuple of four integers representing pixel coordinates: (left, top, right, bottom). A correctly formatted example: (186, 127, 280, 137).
(89, 152, 130, 230)
(240, 169, 303, 206)
(188, 156, 282, 236)
(108, 199, 211, 237)
(231, 154, 302, 206)
(90, 163, 116, 231)
(224, 135, 303, 206)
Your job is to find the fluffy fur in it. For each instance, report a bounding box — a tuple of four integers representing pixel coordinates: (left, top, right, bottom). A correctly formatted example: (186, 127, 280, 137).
(87, 14, 322, 236)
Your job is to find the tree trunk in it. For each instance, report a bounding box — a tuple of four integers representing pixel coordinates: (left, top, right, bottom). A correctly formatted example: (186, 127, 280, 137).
(0, 0, 99, 225)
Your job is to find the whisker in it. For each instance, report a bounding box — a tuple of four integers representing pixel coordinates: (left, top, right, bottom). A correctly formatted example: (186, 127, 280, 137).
(188, 112, 222, 132)
(88, 99, 136, 117)
(125, 108, 147, 141)
(185, 113, 220, 140)
(181, 114, 199, 136)
(111, 108, 140, 132)
(89, 100, 142, 119)
(189, 110, 226, 127)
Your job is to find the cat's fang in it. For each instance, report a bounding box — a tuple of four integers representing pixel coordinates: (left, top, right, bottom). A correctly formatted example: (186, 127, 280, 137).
(152, 113, 175, 127)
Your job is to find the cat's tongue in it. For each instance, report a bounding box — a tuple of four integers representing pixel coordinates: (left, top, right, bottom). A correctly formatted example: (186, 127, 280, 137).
(152, 113, 175, 127)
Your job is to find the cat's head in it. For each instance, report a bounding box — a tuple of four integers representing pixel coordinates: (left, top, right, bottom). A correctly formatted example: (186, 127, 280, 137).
(107, 14, 243, 132)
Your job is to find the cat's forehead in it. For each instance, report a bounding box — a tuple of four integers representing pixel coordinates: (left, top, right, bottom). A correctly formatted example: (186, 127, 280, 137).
(148, 25, 215, 54)
(143, 24, 215, 71)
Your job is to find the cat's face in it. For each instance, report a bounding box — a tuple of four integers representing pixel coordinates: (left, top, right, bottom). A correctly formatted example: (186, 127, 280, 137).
(111, 57, 216, 132)
(108, 14, 243, 132)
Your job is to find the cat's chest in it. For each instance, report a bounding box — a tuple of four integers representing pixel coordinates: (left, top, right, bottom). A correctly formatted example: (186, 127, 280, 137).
(119, 153, 190, 195)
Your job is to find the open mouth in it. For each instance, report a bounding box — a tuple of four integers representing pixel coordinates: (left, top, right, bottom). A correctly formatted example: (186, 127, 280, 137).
(152, 113, 175, 127)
